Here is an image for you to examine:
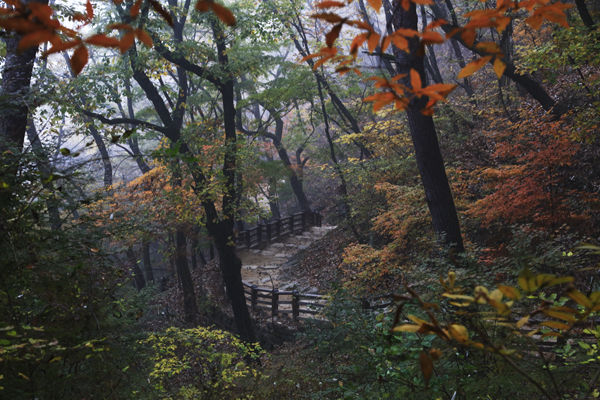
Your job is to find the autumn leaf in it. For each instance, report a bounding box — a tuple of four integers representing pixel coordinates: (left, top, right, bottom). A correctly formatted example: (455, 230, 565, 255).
(84, 34, 120, 48)
(410, 68, 422, 90)
(493, 57, 506, 78)
(149, 0, 174, 26)
(367, 32, 380, 53)
(18, 29, 56, 52)
(315, 1, 345, 8)
(325, 23, 343, 47)
(210, 2, 236, 26)
(367, 0, 382, 12)
(196, 1, 236, 26)
(136, 29, 153, 48)
(119, 31, 135, 54)
(44, 39, 80, 56)
(130, 0, 142, 18)
(458, 56, 492, 79)
(70, 45, 89, 75)
(311, 12, 344, 23)
(86, 0, 93, 20)
(419, 351, 433, 385)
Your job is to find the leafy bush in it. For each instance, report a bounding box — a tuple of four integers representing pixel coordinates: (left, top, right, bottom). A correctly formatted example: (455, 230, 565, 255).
(141, 326, 263, 399)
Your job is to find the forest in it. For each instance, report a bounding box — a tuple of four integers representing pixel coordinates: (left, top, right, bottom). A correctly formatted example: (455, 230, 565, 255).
(0, 0, 599, 398)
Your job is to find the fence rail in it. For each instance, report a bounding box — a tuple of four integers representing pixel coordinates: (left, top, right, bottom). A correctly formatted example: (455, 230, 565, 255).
(242, 281, 329, 320)
(242, 280, 398, 321)
(235, 211, 322, 249)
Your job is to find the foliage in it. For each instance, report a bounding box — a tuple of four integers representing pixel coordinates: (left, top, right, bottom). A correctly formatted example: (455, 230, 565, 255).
(466, 114, 598, 232)
(392, 250, 600, 399)
(141, 326, 263, 399)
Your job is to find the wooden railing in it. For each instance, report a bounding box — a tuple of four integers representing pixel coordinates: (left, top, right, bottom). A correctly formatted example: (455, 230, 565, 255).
(242, 281, 398, 321)
(235, 211, 322, 249)
(242, 281, 329, 321)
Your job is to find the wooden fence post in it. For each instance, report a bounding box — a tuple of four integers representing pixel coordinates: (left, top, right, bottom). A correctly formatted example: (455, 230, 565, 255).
(251, 285, 257, 311)
(266, 222, 272, 243)
(292, 291, 300, 321)
(272, 289, 279, 317)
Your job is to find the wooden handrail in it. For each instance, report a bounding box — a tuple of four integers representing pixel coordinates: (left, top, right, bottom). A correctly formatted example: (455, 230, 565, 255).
(235, 211, 322, 250)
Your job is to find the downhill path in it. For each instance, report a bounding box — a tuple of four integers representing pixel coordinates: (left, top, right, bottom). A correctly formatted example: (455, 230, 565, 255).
(239, 225, 336, 293)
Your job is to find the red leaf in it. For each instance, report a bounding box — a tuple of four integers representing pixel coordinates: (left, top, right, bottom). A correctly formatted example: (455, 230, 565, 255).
(84, 33, 120, 48)
(149, 0, 174, 26)
(136, 29, 153, 48)
(210, 2, 236, 26)
(130, 0, 142, 18)
(119, 31, 135, 54)
(315, 1, 345, 8)
(326, 23, 343, 47)
(18, 29, 55, 52)
(86, 0, 94, 20)
(70, 45, 89, 75)
(43, 39, 80, 56)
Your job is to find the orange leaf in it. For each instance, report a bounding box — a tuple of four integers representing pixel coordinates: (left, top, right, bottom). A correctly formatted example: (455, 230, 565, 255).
(130, 0, 142, 17)
(410, 68, 422, 90)
(149, 0, 174, 26)
(311, 12, 344, 23)
(421, 31, 444, 44)
(43, 39, 80, 56)
(367, 0, 382, 12)
(315, 1, 345, 8)
(84, 33, 120, 48)
(457, 56, 491, 79)
(350, 33, 368, 54)
(210, 2, 236, 26)
(119, 31, 135, 54)
(326, 23, 343, 47)
(86, 0, 94, 20)
(18, 29, 55, 52)
(493, 57, 506, 78)
(367, 32, 380, 52)
(70, 45, 89, 75)
(136, 29, 153, 48)
(419, 351, 433, 385)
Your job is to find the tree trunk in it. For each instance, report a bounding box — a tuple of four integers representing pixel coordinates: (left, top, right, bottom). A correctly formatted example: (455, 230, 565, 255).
(388, 3, 465, 252)
(575, 0, 596, 29)
(211, 222, 256, 341)
(176, 228, 198, 324)
(142, 240, 154, 282)
(0, 0, 48, 155)
(26, 119, 62, 231)
(127, 247, 146, 290)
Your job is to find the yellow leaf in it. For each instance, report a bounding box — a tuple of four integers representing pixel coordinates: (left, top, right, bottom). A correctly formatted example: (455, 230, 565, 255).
(516, 315, 530, 328)
(540, 321, 570, 331)
(567, 289, 592, 309)
(442, 293, 475, 302)
(543, 309, 576, 322)
(497, 285, 521, 300)
(518, 268, 538, 292)
(448, 324, 468, 342)
(393, 324, 421, 333)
